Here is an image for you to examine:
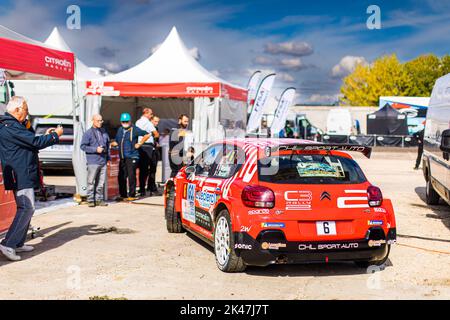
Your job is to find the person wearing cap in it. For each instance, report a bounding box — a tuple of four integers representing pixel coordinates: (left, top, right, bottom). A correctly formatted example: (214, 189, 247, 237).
(111, 113, 150, 201)
(135, 108, 160, 197)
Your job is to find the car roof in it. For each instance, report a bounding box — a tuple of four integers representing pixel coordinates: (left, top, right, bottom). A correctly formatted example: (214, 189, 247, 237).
(33, 118, 73, 125)
(218, 138, 318, 149)
(214, 138, 361, 159)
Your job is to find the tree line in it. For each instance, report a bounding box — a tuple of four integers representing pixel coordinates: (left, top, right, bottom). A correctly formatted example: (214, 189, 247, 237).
(340, 54, 450, 106)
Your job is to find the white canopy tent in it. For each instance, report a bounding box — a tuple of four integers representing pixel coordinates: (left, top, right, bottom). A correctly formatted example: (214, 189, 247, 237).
(86, 26, 248, 146)
(45, 27, 100, 81)
(12, 27, 100, 116)
(77, 26, 248, 195)
(11, 27, 103, 198)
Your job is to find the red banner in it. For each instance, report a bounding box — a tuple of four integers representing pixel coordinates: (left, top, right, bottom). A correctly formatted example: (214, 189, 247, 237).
(86, 81, 248, 102)
(0, 37, 75, 80)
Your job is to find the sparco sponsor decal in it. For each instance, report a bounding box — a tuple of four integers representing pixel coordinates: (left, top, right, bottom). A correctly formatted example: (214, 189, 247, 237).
(298, 243, 359, 250)
(248, 209, 270, 215)
(44, 56, 72, 70)
(284, 191, 312, 210)
(186, 86, 214, 94)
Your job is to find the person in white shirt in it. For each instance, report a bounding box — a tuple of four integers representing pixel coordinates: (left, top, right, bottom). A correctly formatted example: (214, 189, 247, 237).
(135, 108, 160, 196)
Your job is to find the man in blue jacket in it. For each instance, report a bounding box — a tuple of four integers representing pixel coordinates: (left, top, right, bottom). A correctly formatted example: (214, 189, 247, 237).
(80, 114, 110, 207)
(111, 113, 150, 201)
(0, 96, 62, 261)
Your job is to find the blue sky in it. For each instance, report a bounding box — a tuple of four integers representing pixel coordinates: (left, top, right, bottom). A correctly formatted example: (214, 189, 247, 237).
(1, 0, 450, 104)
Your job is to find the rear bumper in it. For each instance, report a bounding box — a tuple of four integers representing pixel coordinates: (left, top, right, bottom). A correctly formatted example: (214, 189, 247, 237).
(234, 227, 396, 267)
(39, 158, 73, 169)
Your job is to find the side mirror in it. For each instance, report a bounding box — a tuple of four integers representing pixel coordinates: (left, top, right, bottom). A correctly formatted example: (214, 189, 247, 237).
(441, 129, 450, 160)
(185, 166, 196, 175)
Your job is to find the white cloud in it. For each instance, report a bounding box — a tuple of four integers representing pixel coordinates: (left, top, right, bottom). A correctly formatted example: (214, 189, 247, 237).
(277, 72, 295, 83)
(279, 58, 305, 70)
(252, 56, 273, 66)
(264, 41, 313, 56)
(331, 56, 367, 78)
(102, 62, 129, 73)
(253, 56, 306, 71)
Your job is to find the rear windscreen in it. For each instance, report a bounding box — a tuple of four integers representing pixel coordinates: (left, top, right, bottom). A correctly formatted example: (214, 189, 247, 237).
(258, 153, 367, 184)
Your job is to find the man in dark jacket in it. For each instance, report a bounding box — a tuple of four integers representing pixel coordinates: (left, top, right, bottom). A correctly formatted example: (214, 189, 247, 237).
(111, 113, 150, 201)
(80, 114, 110, 207)
(169, 114, 189, 177)
(0, 96, 62, 261)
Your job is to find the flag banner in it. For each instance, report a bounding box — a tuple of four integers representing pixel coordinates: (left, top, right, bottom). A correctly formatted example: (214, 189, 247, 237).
(247, 73, 276, 133)
(270, 87, 296, 136)
(0, 36, 75, 80)
(246, 70, 262, 114)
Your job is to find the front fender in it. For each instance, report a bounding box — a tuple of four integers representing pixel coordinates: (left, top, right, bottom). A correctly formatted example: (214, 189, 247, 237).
(164, 178, 175, 208)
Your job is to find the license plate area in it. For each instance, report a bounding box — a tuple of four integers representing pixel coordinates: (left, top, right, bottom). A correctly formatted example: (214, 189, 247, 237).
(316, 221, 337, 236)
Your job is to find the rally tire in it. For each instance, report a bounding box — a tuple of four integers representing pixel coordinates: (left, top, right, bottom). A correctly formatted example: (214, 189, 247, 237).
(354, 245, 390, 268)
(165, 187, 183, 233)
(214, 210, 246, 273)
(426, 178, 440, 205)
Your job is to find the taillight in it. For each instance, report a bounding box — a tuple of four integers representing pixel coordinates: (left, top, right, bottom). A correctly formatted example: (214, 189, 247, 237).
(367, 186, 383, 207)
(241, 185, 275, 208)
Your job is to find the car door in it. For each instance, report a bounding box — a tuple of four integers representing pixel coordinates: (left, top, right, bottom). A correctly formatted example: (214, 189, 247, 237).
(191, 144, 245, 238)
(181, 144, 222, 238)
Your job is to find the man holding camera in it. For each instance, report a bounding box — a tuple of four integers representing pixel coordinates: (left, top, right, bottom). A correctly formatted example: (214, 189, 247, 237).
(0, 96, 63, 261)
(80, 114, 110, 207)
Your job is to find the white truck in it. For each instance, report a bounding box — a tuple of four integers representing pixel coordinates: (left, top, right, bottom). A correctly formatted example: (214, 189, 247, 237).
(326, 108, 353, 136)
(423, 73, 450, 205)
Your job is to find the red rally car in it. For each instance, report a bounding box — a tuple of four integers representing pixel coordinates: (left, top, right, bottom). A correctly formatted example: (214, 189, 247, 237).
(164, 138, 397, 272)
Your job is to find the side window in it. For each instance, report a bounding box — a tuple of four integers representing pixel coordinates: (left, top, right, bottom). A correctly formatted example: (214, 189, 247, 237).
(194, 145, 221, 177)
(211, 144, 245, 179)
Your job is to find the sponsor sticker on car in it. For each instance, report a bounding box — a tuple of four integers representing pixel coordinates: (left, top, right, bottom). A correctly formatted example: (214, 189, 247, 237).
(196, 190, 217, 209)
(298, 242, 359, 251)
(284, 190, 312, 211)
(182, 183, 196, 223)
(234, 243, 252, 250)
(261, 222, 285, 229)
(368, 240, 386, 247)
(368, 220, 383, 226)
(261, 242, 287, 250)
(248, 209, 270, 215)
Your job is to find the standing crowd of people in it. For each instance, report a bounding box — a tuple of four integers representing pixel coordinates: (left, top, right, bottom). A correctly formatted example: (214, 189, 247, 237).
(0, 96, 194, 261)
(80, 108, 190, 206)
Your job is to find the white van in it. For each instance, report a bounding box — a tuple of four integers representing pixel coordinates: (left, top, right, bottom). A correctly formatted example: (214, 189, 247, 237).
(326, 108, 353, 135)
(423, 73, 450, 205)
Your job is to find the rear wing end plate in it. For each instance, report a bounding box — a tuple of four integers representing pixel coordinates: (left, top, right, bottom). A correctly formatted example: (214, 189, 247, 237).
(271, 143, 372, 159)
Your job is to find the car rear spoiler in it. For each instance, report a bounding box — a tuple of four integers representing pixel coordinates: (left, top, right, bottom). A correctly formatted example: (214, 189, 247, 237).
(271, 143, 372, 159)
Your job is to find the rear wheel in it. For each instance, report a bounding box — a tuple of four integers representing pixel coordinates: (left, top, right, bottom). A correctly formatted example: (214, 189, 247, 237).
(165, 187, 183, 233)
(214, 210, 246, 272)
(426, 178, 440, 205)
(354, 245, 390, 268)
